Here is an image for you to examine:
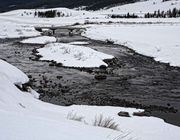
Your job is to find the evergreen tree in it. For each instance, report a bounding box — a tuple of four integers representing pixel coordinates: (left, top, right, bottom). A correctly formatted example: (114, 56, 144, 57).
(34, 11, 37, 17)
(172, 8, 177, 17)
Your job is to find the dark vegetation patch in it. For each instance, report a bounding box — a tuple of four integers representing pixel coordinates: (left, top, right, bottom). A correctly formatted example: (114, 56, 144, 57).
(145, 8, 180, 18)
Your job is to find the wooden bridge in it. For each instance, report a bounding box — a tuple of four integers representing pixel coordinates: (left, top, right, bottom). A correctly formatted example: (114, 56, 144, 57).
(34, 26, 85, 35)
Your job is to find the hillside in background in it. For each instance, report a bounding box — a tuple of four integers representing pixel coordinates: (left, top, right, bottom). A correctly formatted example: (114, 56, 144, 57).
(0, 0, 138, 12)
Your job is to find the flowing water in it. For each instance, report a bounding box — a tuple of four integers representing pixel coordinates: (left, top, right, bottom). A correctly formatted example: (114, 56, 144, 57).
(0, 29, 180, 126)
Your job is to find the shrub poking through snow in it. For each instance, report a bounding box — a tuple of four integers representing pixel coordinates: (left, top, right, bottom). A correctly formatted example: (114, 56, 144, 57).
(67, 111, 84, 122)
(93, 114, 119, 130)
(106, 39, 114, 44)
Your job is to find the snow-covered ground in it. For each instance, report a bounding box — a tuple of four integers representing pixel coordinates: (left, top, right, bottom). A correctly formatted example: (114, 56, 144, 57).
(0, 1, 180, 139)
(0, 8, 105, 26)
(101, 0, 180, 16)
(0, 2, 180, 39)
(37, 43, 114, 67)
(20, 36, 57, 44)
(68, 41, 89, 45)
(83, 23, 180, 67)
(0, 8, 97, 38)
(0, 59, 29, 84)
(0, 20, 40, 39)
(0, 59, 180, 140)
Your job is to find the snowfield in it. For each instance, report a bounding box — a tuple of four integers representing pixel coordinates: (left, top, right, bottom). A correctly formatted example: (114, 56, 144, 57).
(0, 2, 180, 39)
(102, 0, 180, 16)
(84, 24, 180, 67)
(0, 8, 105, 26)
(0, 0, 180, 139)
(0, 20, 40, 39)
(37, 43, 114, 68)
(20, 36, 57, 44)
(0, 59, 180, 140)
(68, 41, 89, 45)
(0, 59, 29, 84)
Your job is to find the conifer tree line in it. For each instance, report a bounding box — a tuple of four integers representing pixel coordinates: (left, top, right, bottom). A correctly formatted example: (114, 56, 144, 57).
(110, 13, 138, 18)
(144, 8, 180, 18)
(109, 8, 180, 19)
(34, 10, 71, 18)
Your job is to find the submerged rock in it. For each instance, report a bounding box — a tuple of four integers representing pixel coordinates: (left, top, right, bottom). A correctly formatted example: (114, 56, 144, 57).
(94, 74, 107, 80)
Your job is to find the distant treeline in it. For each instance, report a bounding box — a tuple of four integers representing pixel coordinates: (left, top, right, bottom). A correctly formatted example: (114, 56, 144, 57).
(109, 8, 180, 19)
(144, 8, 180, 18)
(34, 10, 71, 18)
(110, 13, 138, 18)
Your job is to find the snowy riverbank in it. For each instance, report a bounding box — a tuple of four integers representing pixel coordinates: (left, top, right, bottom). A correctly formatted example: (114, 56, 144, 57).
(0, 59, 180, 140)
(83, 23, 180, 67)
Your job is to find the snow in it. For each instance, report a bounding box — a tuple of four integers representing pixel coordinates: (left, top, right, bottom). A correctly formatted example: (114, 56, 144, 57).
(0, 59, 180, 140)
(0, 7, 104, 39)
(0, 20, 40, 39)
(0, 61, 119, 140)
(68, 105, 180, 140)
(20, 36, 57, 44)
(0, 8, 105, 26)
(0, 1, 180, 139)
(0, 4, 180, 39)
(0, 59, 29, 84)
(68, 41, 89, 45)
(101, 0, 180, 16)
(84, 23, 180, 67)
(0, 8, 93, 18)
(37, 43, 114, 68)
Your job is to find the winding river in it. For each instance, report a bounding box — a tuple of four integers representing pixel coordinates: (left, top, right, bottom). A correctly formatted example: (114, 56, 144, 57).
(0, 28, 180, 126)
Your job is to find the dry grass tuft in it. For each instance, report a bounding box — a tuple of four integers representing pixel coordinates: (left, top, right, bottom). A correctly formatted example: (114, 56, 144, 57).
(67, 112, 84, 122)
(93, 114, 119, 130)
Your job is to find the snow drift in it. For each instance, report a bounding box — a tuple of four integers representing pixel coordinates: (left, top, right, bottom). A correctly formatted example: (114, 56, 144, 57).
(84, 24, 180, 67)
(37, 43, 114, 68)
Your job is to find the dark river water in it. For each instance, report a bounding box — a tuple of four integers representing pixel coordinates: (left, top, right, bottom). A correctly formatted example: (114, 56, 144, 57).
(0, 30, 180, 126)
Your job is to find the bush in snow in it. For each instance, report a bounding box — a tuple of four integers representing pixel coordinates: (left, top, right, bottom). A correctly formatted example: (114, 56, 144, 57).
(93, 114, 119, 130)
(67, 112, 84, 122)
(106, 39, 114, 44)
